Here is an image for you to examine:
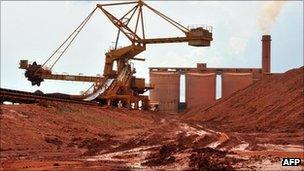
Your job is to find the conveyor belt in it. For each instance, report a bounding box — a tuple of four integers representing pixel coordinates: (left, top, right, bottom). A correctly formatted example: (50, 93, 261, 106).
(0, 88, 98, 106)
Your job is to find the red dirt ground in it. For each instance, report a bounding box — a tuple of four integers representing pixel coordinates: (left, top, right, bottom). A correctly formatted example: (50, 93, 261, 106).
(182, 67, 304, 144)
(1, 67, 303, 170)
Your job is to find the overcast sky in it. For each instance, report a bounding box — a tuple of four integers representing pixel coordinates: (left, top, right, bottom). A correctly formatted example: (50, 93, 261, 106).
(1, 1, 303, 99)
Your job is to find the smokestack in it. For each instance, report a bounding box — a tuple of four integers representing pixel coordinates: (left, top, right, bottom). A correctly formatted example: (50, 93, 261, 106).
(262, 35, 271, 74)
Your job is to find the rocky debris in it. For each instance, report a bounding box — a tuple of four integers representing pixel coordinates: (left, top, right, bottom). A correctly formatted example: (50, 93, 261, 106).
(142, 144, 183, 166)
(189, 148, 233, 171)
(143, 143, 239, 170)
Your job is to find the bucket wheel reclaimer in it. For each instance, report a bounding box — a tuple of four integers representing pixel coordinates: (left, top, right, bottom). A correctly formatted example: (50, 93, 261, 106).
(19, 0, 213, 109)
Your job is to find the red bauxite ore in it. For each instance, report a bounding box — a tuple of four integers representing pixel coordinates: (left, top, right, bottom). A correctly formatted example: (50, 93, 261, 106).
(182, 67, 304, 143)
(1, 67, 303, 170)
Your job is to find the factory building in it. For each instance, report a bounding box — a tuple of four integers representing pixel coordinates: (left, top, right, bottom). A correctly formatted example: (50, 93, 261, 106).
(186, 72, 216, 108)
(149, 35, 272, 113)
(149, 71, 180, 113)
(221, 73, 253, 98)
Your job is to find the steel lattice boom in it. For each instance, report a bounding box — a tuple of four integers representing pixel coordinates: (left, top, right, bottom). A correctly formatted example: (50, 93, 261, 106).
(19, 0, 213, 109)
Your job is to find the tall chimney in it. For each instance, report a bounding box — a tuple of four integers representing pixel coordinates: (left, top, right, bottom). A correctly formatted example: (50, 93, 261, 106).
(262, 35, 271, 74)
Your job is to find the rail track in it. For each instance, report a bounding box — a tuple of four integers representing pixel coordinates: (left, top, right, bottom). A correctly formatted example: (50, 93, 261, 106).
(0, 88, 98, 106)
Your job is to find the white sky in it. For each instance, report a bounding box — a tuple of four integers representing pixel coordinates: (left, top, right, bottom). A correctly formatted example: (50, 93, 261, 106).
(1, 1, 303, 99)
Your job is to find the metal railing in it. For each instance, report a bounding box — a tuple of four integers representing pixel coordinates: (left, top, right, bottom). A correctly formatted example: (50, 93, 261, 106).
(187, 24, 213, 32)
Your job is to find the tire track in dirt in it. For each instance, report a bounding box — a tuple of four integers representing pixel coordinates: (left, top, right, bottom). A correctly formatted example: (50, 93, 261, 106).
(83, 118, 232, 169)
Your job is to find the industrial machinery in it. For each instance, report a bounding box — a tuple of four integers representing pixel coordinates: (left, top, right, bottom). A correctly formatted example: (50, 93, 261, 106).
(19, 0, 213, 109)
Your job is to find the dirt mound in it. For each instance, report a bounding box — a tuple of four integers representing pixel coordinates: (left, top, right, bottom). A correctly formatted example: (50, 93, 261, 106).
(0, 102, 156, 157)
(142, 144, 180, 166)
(182, 67, 304, 134)
(143, 143, 238, 170)
(189, 148, 234, 171)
